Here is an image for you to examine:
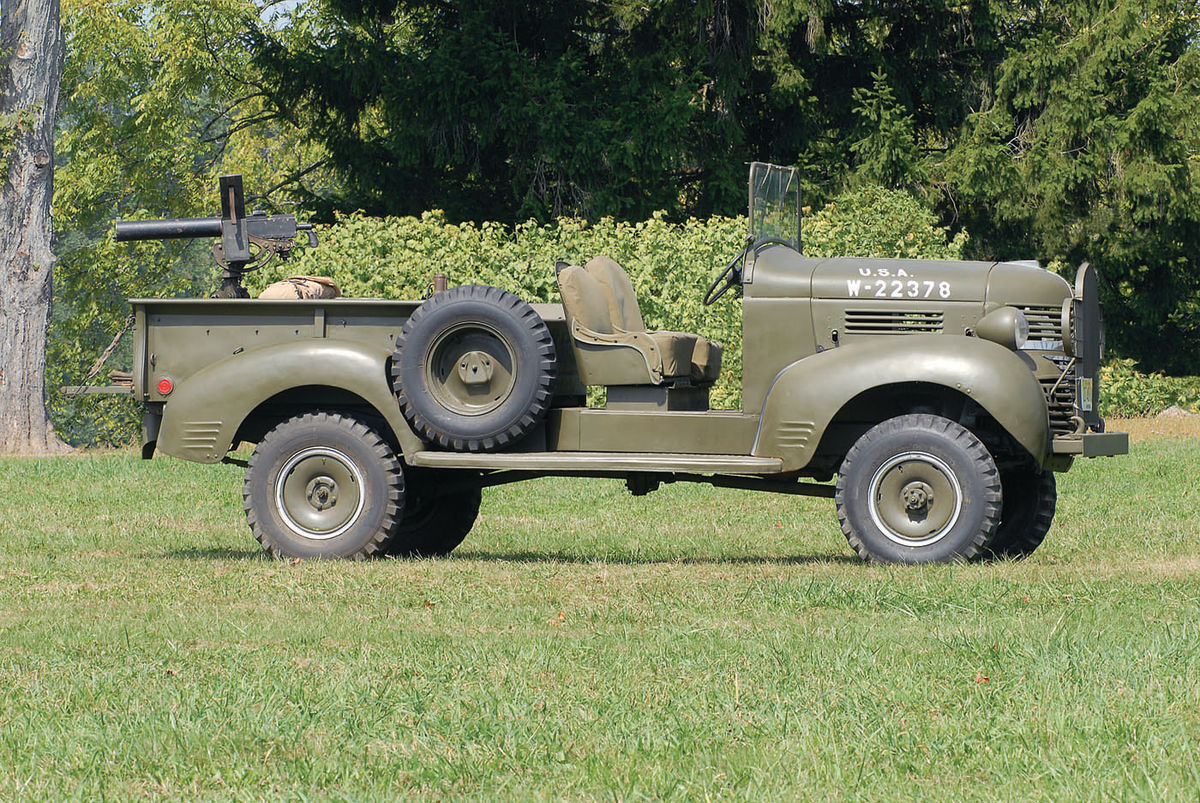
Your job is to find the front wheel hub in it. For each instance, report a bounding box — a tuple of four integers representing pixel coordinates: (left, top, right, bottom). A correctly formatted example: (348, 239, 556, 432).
(901, 481, 934, 512)
(306, 476, 338, 510)
(868, 452, 963, 547)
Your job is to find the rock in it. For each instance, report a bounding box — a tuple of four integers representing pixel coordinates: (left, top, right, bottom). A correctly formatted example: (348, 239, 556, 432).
(1156, 405, 1200, 419)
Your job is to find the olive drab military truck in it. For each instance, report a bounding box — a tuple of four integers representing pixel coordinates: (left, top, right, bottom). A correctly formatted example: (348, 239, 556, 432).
(98, 163, 1126, 564)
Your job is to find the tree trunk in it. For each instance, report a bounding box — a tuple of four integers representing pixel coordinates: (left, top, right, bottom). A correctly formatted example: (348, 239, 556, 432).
(1, 0, 70, 454)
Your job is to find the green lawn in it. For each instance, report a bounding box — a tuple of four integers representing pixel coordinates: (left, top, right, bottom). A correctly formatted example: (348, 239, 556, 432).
(2, 437, 1199, 800)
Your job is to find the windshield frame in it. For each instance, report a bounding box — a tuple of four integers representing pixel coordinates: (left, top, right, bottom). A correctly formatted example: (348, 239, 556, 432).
(747, 162, 802, 253)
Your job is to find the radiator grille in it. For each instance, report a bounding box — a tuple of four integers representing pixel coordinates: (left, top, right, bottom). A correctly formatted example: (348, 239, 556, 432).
(1040, 362, 1078, 436)
(843, 310, 944, 334)
(1018, 305, 1063, 341)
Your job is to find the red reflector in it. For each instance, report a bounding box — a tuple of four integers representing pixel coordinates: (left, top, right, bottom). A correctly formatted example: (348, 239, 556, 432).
(156, 378, 173, 395)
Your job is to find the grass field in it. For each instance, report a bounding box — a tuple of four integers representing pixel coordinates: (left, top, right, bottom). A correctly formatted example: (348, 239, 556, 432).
(2, 423, 1199, 800)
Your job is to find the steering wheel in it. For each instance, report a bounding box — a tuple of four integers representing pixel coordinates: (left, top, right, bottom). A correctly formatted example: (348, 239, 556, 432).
(703, 237, 798, 306)
(704, 245, 749, 306)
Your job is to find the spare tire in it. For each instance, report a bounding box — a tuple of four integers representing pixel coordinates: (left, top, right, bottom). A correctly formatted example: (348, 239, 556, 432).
(392, 285, 556, 451)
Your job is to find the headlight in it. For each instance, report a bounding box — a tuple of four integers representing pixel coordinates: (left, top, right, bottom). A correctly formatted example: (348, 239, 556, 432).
(976, 306, 1029, 351)
(1061, 298, 1076, 357)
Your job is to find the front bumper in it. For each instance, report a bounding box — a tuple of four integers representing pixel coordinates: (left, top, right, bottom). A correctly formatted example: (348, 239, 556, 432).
(1050, 430, 1129, 457)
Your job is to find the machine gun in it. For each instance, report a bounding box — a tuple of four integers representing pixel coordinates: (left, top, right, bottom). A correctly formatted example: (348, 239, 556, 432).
(114, 174, 318, 298)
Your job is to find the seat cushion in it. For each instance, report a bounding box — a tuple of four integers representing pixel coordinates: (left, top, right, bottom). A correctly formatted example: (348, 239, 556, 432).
(690, 338, 723, 383)
(649, 331, 703, 379)
(585, 256, 646, 332)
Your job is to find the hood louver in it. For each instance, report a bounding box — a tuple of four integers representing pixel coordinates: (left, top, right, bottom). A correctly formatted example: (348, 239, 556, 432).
(843, 310, 944, 334)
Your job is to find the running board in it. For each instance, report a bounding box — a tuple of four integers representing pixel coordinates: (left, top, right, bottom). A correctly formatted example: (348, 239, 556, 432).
(407, 450, 785, 474)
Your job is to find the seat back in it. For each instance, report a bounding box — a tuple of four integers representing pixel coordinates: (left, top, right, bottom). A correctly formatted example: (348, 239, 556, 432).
(584, 256, 646, 332)
(556, 264, 614, 335)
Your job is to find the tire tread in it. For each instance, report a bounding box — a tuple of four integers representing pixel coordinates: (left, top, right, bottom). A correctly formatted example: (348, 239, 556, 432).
(834, 413, 1001, 564)
(243, 411, 404, 560)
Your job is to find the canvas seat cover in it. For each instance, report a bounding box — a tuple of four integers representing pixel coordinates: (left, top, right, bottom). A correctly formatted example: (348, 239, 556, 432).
(556, 257, 722, 385)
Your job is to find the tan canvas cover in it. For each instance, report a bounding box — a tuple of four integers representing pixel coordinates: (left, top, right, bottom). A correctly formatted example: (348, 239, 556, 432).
(557, 265, 614, 333)
(259, 276, 342, 300)
(557, 256, 725, 386)
(585, 256, 646, 331)
(690, 338, 723, 383)
(648, 331, 702, 378)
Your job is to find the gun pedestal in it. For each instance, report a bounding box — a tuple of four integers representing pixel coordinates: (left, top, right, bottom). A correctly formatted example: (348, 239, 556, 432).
(115, 174, 317, 298)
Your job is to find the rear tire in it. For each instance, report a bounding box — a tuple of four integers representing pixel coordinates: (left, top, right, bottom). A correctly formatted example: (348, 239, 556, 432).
(835, 414, 1001, 564)
(243, 412, 404, 560)
(385, 469, 482, 557)
(987, 470, 1057, 559)
(392, 285, 556, 452)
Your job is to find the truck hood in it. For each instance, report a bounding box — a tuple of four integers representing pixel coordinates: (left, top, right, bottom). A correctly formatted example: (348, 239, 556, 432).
(749, 248, 1072, 309)
(808, 257, 994, 303)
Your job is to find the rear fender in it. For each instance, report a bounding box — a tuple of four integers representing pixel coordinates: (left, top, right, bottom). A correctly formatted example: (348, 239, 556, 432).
(753, 335, 1049, 471)
(157, 341, 423, 463)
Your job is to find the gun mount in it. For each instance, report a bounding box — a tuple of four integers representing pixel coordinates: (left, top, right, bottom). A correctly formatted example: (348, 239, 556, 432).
(115, 174, 318, 298)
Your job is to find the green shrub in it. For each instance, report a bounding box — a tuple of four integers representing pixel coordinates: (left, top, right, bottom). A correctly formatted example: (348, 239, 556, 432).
(1099, 359, 1200, 417)
(803, 185, 968, 260)
(52, 186, 971, 444)
(252, 186, 968, 412)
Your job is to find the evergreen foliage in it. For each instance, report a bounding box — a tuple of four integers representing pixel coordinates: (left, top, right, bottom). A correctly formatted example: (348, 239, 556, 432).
(252, 0, 755, 222)
(939, 0, 1200, 374)
(249, 0, 1200, 374)
(849, 71, 924, 190)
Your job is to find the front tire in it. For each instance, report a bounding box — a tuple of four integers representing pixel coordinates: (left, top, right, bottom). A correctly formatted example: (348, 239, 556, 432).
(243, 412, 404, 559)
(987, 470, 1057, 559)
(835, 414, 1001, 564)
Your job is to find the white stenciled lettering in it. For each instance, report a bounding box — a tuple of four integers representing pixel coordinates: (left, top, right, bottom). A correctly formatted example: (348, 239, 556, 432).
(847, 268, 950, 297)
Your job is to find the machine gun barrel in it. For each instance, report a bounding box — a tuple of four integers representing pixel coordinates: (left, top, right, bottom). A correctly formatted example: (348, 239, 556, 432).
(115, 174, 318, 298)
(114, 217, 224, 242)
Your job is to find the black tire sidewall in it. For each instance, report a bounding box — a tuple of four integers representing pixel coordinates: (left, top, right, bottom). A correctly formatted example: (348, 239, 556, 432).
(387, 470, 482, 557)
(246, 414, 403, 559)
(837, 415, 999, 564)
(990, 469, 1057, 558)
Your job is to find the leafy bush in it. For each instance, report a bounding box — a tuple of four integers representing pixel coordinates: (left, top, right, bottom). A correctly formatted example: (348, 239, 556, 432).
(803, 185, 968, 260)
(250, 186, 968, 411)
(52, 185, 971, 445)
(1099, 359, 1200, 417)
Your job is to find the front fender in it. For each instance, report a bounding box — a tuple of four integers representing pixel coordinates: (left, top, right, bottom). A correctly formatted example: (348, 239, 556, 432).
(157, 340, 423, 463)
(753, 335, 1049, 471)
